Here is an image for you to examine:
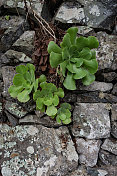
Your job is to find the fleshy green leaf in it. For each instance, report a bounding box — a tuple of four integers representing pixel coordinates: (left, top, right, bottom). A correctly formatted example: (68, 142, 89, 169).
(66, 63, 77, 73)
(33, 90, 41, 101)
(50, 52, 62, 68)
(43, 98, 52, 106)
(82, 73, 95, 85)
(69, 45, 79, 58)
(60, 61, 67, 77)
(38, 75, 46, 83)
(76, 36, 89, 51)
(79, 48, 92, 60)
(36, 97, 44, 110)
(91, 50, 96, 59)
(48, 41, 62, 54)
(63, 72, 76, 90)
(55, 88, 64, 98)
(73, 68, 87, 79)
(70, 58, 83, 67)
(56, 115, 61, 124)
(60, 103, 71, 110)
(62, 47, 70, 60)
(17, 90, 30, 102)
(8, 85, 23, 98)
(59, 114, 66, 120)
(16, 65, 28, 74)
(83, 59, 98, 74)
(62, 118, 71, 124)
(46, 105, 57, 116)
(60, 33, 71, 48)
(33, 79, 39, 92)
(67, 27, 78, 45)
(13, 74, 26, 86)
(88, 36, 99, 49)
(52, 95, 59, 106)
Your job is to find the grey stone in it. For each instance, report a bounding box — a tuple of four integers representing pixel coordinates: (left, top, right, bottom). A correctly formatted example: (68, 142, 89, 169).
(77, 26, 94, 35)
(3, 0, 44, 17)
(64, 93, 77, 103)
(96, 32, 117, 71)
(99, 149, 117, 166)
(12, 31, 35, 56)
(5, 111, 19, 127)
(87, 166, 117, 176)
(77, 92, 117, 103)
(0, 124, 78, 176)
(111, 121, 117, 139)
(111, 104, 117, 121)
(111, 50, 117, 70)
(19, 114, 62, 127)
(68, 166, 88, 176)
(77, 92, 108, 103)
(0, 16, 29, 52)
(101, 138, 117, 155)
(101, 72, 117, 82)
(0, 50, 32, 66)
(72, 103, 110, 139)
(5, 101, 28, 119)
(78, 81, 113, 92)
(55, 0, 117, 31)
(112, 83, 117, 96)
(1, 66, 16, 98)
(76, 138, 101, 167)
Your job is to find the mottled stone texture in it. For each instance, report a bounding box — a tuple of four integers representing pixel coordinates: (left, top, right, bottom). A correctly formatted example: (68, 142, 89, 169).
(76, 138, 101, 167)
(72, 103, 110, 139)
(78, 81, 113, 92)
(101, 138, 117, 155)
(0, 16, 29, 52)
(55, 0, 117, 31)
(0, 124, 78, 176)
(1, 66, 16, 98)
(13, 31, 35, 56)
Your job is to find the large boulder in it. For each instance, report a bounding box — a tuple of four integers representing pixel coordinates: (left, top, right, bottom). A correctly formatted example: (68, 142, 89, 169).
(55, 0, 117, 31)
(0, 124, 78, 176)
(72, 103, 110, 139)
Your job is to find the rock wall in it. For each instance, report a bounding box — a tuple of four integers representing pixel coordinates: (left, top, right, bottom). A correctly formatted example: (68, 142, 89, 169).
(0, 0, 117, 176)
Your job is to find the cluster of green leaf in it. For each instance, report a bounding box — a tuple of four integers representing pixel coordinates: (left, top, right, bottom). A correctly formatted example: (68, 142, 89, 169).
(8, 64, 72, 124)
(8, 64, 39, 102)
(48, 27, 99, 90)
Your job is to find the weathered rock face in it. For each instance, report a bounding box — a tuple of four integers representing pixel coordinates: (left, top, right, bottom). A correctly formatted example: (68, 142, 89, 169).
(0, 16, 29, 52)
(3, 0, 44, 16)
(111, 104, 117, 138)
(12, 31, 35, 56)
(72, 103, 110, 139)
(0, 50, 32, 66)
(112, 83, 117, 96)
(101, 138, 117, 155)
(55, 0, 117, 31)
(99, 149, 117, 166)
(78, 81, 113, 92)
(1, 66, 16, 98)
(76, 138, 101, 167)
(96, 32, 117, 71)
(0, 124, 78, 176)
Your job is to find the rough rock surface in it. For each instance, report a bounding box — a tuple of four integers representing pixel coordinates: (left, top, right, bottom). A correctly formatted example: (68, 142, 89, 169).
(3, 0, 44, 17)
(5, 101, 28, 119)
(0, 124, 78, 176)
(78, 81, 113, 92)
(0, 50, 32, 66)
(1, 66, 16, 98)
(55, 0, 117, 31)
(72, 103, 110, 139)
(101, 138, 117, 155)
(112, 83, 117, 96)
(111, 104, 117, 138)
(77, 92, 117, 103)
(99, 149, 117, 166)
(76, 138, 101, 167)
(96, 32, 117, 71)
(12, 31, 35, 56)
(0, 16, 29, 51)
